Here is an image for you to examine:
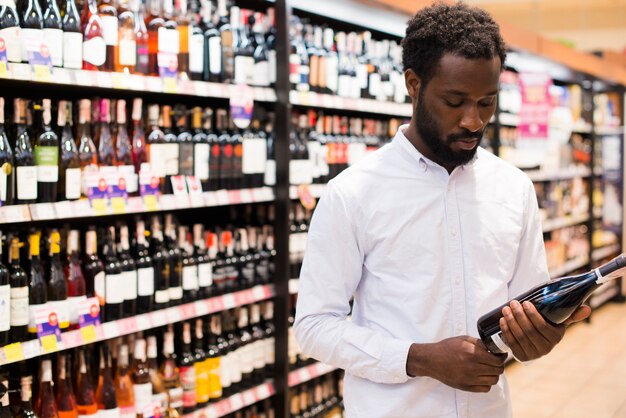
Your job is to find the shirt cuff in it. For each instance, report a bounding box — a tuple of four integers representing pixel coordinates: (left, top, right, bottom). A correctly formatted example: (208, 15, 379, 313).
(379, 338, 414, 384)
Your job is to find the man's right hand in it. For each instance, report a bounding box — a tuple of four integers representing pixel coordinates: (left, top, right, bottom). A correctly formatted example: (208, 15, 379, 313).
(406, 336, 507, 393)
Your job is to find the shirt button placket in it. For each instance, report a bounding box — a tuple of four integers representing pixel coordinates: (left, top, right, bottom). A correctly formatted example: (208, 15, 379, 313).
(447, 180, 466, 336)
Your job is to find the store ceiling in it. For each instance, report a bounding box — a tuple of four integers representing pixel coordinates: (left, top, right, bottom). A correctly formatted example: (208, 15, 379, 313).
(369, 0, 626, 53)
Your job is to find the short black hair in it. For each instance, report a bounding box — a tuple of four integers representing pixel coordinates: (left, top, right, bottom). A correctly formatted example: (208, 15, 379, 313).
(401, 1, 506, 85)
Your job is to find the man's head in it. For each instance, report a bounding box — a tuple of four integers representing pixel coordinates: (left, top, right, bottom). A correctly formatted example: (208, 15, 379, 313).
(401, 2, 506, 170)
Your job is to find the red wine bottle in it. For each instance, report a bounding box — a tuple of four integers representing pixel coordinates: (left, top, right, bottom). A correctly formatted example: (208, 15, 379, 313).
(478, 254, 626, 354)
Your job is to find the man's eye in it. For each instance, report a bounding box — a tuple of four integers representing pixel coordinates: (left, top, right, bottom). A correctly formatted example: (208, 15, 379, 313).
(479, 99, 496, 107)
(445, 100, 463, 108)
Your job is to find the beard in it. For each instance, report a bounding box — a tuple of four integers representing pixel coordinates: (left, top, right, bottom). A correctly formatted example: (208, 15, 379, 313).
(415, 90, 483, 167)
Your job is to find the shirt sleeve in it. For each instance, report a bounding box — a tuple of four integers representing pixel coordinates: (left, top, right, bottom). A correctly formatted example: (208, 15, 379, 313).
(508, 179, 550, 299)
(293, 180, 413, 385)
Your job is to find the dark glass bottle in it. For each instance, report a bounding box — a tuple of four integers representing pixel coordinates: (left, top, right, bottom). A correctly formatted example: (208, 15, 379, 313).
(478, 254, 626, 354)
(224, 310, 242, 396)
(150, 216, 170, 311)
(0, 0, 21, 64)
(202, 0, 221, 83)
(34, 99, 59, 203)
(206, 314, 223, 402)
(178, 322, 197, 414)
(64, 230, 86, 330)
(164, 214, 182, 306)
(96, 344, 119, 415)
(14, 99, 37, 204)
(131, 98, 148, 175)
(180, 225, 198, 303)
(83, 228, 105, 318)
(191, 106, 209, 189)
(61, 0, 83, 68)
(18, 0, 44, 64)
(42, 0, 63, 67)
(134, 219, 154, 314)
(117, 225, 137, 318)
(188, 0, 203, 80)
(237, 306, 253, 388)
(27, 231, 47, 340)
(175, 106, 194, 177)
(249, 303, 266, 384)
(102, 226, 123, 321)
(35, 359, 59, 417)
(216, 0, 232, 83)
(75, 348, 98, 416)
(96, 99, 115, 168)
(58, 101, 81, 201)
(193, 318, 210, 408)
(193, 224, 212, 299)
(17, 376, 36, 418)
(0, 233, 9, 346)
(56, 354, 79, 418)
(0, 98, 14, 206)
(9, 237, 28, 342)
(48, 230, 70, 333)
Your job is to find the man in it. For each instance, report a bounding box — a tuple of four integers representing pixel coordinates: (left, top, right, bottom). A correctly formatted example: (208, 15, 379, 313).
(293, 2, 591, 417)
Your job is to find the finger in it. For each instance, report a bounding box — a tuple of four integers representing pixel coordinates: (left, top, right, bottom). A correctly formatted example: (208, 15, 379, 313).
(500, 312, 530, 361)
(472, 338, 508, 366)
(509, 301, 549, 356)
(563, 305, 591, 325)
(466, 385, 493, 393)
(475, 364, 505, 377)
(521, 301, 564, 342)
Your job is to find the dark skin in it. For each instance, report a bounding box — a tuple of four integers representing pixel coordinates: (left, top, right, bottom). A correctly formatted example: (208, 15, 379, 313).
(403, 53, 592, 392)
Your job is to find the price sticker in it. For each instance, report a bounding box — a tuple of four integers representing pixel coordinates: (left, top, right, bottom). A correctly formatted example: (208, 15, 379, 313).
(30, 203, 56, 220)
(222, 293, 235, 309)
(163, 76, 178, 93)
(204, 192, 217, 207)
(111, 72, 124, 89)
(227, 190, 241, 204)
(298, 367, 312, 382)
(101, 322, 119, 340)
(194, 300, 210, 317)
(110, 196, 126, 214)
(61, 331, 82, 349)
(136, 314, 151, 331)
(0, 62, 7, 79)
(166, 307, 182, 324)
(180, 303, 196, 320)
(80, 325, 97, 344)
(240, 189, 253, 203)
(72, 199, 92, 217)
(3, 343, 24, 363)
(143, 194, 159, 211)
(216, 190, 229, 206)
(256, 384, 271, 399)
(229, 394, 244, 412)
(39, 334, 58, 353)
(91, 198, 108, 216)
(33, 64, 51, 82)
(242, 390, 256, 406)
(252, 285, 268, 300)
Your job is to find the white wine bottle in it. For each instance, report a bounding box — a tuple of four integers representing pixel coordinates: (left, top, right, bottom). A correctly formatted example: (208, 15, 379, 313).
(478, 254, 626, 354)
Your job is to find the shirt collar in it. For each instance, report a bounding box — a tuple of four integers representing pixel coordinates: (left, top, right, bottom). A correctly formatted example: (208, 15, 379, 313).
(393, 124, 480, 172)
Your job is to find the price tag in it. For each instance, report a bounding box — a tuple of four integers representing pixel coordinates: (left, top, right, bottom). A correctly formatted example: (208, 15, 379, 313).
(80, 325, 98, 344)
(61, 330, 82, 348)
(230, 84, 254, 129)
(166, 307, 182, 324)
(111, 72, 124, 89)
(207, 296, 224, 313)
(240, 189, 253, 203)
(159, 194, 176, 210)
(96, 71, 112, 88)
(78, 297, 101, 328)
(256, 383, 271, 399)
(11, 63, 31, 80)
(52, 200, 74, 217)
(0, 205, 29, 223)
(205, 407, 219, 418)
(163, 76, 178, 93)
(194, 300, 210, 317)
(32, 64, 51, 82)
(252, 285, 268, 300)
(91, 198, 109, 216)
(143, 195, 159, 211)
(118, 317, 138, 335)
(126, 196, 144, 213)
(39, 334, 58, 353)
(128, 74, 145, 91)
(21, 340, 40, 359)
(214, 400, 230, 417)
(147, 76, 162, 93)
(3, 343, 24, 363)
(222, 293, 235, 309)
(72, 199, 92, 217)
(242, 390, 256, 406)
(30, 203, 56, 220)
(53, 68, 69, 84)
(75, 70, 94, 86)
(150, 310, 167, 327)
(227, 190, 241, 204)
(136, 314, 151, 332)
(180, 303, 196, 320)
(216, 190, 229, 206)
(229, 394, 244, 412)
(287, 373, 298, 387)
(204, 192, 217, 207)
(186, 176, 204, 207)
(101, 322, 119, 340)
(0, 62, 7, 79)
(171, 175, 189, 208)
(252, 188, 265, 202)
(110, 196, 126, 214)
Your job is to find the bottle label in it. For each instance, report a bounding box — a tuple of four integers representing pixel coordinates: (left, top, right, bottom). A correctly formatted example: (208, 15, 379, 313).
(10, 286, 28, 326)
(219, 352, 231, 389)
(136, 44, 149, 72)
(118, 39, 137, 66)
(68, 295, 87, 326)
(63, 32, 83, 69)
(148, 144, 167, 178)
(101, 16, 119, 46)
(265, 336, 275, 366)
(197, 262, 212, 288)
(20, 28, 43, 63)
(151, 392, 168, 413)
(229, 350, 242, 384)
(289, 53, 300, 84)
(326, 55, 338, 93)
(239, 344, 253, 374)
(97, 408, 121, 418)
(122, 270, 138, 301)
(193, 143, 209, 181)
(133, 382, 153, 414)
(208, 36, 221, 75)
(207, 357, 222, 398)
(168, 286, 183, 301)
(0, 26, 21, 63)
(158, 27, 179, 54)
(0, 168, 7, 202)
(137, 267, 155, 296)
(28, 302, 45, 333)
(119, 406, 136, 418)
(0, 285, 10, 332)
(233, 55, 253, 85)
(368, 72, 381, 97)
(168, 387, 183, 409)
(253, 60, 270, 87)
(178, 143, 194, 176)
(35, 146, 59, 182)
(269, 50, 276, 84)
(94, 271, 105, 304)
(83, 36, 106, 66)
(164, 143, 179, 176)
(189, 34, 204, 73)
(43, 28, 63, 67)
(357, 63, 368, 89)
(16, 165, 37, 200)
(490, 331, 511, 354)
(64, 167, 82, 200)
(243, 137, 267, 175)
(180, 365, 196, 406)
(252, 339, 265, 370)
(264, 159, 276, 186)
(182, 265, 198, 291)
(105, 273, 124, 304)
(49, 299, 70, 329)
(154, 290, 169, 304)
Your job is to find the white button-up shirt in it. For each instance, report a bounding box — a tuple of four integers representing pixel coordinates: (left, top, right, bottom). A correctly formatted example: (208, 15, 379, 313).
(294, 125, 549, 418)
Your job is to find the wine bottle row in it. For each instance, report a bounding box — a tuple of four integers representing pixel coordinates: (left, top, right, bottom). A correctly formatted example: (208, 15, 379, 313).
(0, 204, 276, 346)
(0, 97, 274, 206)
(289, 110, 399, 186)
(289, 14, 408, 104)
(288, 371, 344, 418)
(0, 0, 277, 85)
(1, 303, 276, 417)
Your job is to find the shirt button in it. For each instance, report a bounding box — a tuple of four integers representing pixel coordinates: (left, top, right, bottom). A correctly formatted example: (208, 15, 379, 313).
(450, 227, 457, 236)
(456, 324, 463, 333)
(455, 277, 461, 285)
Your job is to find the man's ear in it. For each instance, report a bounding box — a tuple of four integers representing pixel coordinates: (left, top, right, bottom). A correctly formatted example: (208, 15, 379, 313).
(404, 69, 421, 100)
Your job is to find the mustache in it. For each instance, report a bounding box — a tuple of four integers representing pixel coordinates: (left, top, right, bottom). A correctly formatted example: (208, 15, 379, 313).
(447, 130, 483, 142)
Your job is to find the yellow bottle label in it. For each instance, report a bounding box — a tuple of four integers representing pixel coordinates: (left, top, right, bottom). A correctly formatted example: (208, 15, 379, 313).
(206, 356, 222, 399)
(195, 359, 210, 404)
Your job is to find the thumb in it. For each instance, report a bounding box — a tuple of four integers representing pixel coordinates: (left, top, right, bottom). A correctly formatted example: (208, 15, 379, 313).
(563, 305, 591, 325)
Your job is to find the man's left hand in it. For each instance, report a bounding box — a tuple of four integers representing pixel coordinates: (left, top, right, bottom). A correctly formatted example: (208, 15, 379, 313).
(499, 300, 591, 362)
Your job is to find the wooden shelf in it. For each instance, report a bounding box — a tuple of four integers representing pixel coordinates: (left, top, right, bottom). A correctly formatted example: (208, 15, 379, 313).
(289, 90, 412, 117)
(0, 284, 274, 366)
(0, 188, 274, 225)
(0, 64, 277, 101)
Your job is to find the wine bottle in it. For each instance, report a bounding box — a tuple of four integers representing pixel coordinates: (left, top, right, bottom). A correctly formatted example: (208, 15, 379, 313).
(132, 0, 148, 74)
(202, 0, 221, 83)
(175, 0, 190, 77)
(17, 375, 36, 418)
(48, 230, 70, 332)
(97, 0, 117, 71)
(14, 99, 38, 204)
(147, 104, 166, 189)
(75, 348, 98, 416)
(160, 326, 183, 415)
(57, 101, 81, 201)
(187, 0, 203, 80)
(222, 310, 241, 396)
(191, 106, 209, 188)
(115, 100, 137, 196)
(77, 99, 98, 197)
(36, 359, 59, 418)
(193, 223, 212, 298)
(145, 0, 163, 76)
(262, 301, 275, 377)
(131, 338, 152, 418)
(81, 0, 106, 70)
(180, 225, 198, 303)
(19, 0, 44, 64)
(0, 0, 21, 63)
(237, 306, 253, 388)
(175, 105, 194, 177)
(161, 105, 179, 185)
(103, 226, 123, 321)
(0, 98, 14, 206)
(9, 237, 28, 342)
(477, 254, 626, 354)
(61, 0, 82, 68)
(0, 376, 11, 418)
(160, 0, 179, 76)
(131, 98, 148, 174)
(56, 354, 79, 418)
(28, 231, 47, 339)
(83, 228, 105, 318)
(150, 216, 170, 311)
(216, 0, 232, 83)
(96, 344, 120, 416)
(164, 214, 182, 306)
(112, 225, 134, 319)
(97, 99, 115, 167)
(134, 219, 154, 314)
(65, 230, 86, 329)
(116, 0, 136, 73)
(42, 0, 63, 67)
(114, 343, 135, 418)
(0, 233, 9, 347)
(193, 318, 210, 407)
(249, 303, 266, 384)
(178, 321, 197, 414)
(206, 314, 223, 402)
(146, 335, 168, 413)
(251, 12, 270, 87)
(34, 99, 59, 203)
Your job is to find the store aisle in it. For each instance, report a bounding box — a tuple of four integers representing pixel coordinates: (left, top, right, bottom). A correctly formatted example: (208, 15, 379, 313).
(506, 301, 626, 418)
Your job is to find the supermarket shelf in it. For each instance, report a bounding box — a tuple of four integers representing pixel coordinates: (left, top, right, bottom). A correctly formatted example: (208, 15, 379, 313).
(288, 362, 338, 387)
(183, 382, 275, 418)
(592, 243, 621, 261)
(0, 284, 274, 366)
(0, 64, 277, 101)
(542, 214, 590, 233)
(589, 282, 621, 309)
(549, 256, 589, 279)
(525, 167, 591, 182)
(289, 184, 327, 200)
(289, 90, 412, 117)
(0, 188, 274, 224)
(595, 126, 624, 136)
